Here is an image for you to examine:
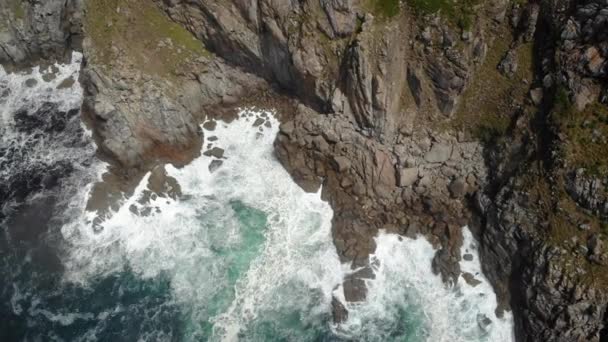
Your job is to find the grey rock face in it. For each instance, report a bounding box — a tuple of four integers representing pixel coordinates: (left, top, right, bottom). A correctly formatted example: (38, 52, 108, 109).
(81, 67, 202, 168)
(427, 58, 467, 116)
(498, 49, 518, 78)
(0, 0, 83, 65)
(345, 39, 375, 131)
(407, 67, 423, 107)
(157, 0, 334, 111)
(480, 180, 608, 342)
(566, 169, 608, 219)
(321, 0, 356, 38)
(398, 167, 419, 187)
(424, 143, 452, 163)
(476, 1, 608, 334)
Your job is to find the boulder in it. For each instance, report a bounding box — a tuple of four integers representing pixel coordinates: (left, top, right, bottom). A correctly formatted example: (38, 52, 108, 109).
(398, 167, 419, 187)
(449, 178, 467, 198)
(498, 49, 518, 77)
(331, 295, 348, 323)
(374, 150, 396, 188)
(462, 272, 482, 286)
(332, 156, 351, 173)
(425, 144, 452, 163)
(530, 88, 544, 105)
(203, 147, 225, 159)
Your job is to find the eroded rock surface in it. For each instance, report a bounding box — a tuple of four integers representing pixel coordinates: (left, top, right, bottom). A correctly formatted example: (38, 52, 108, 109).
(4, 0, 608, 340)
(0, 0, 83, 66)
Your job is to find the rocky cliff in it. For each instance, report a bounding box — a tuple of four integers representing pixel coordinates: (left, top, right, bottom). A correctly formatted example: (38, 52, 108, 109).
(2, 0, 607, 340)
(0, 0, 83, 66)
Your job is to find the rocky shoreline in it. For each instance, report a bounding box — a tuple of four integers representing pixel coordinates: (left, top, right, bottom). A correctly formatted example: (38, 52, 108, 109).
(2, 0, 608, 340)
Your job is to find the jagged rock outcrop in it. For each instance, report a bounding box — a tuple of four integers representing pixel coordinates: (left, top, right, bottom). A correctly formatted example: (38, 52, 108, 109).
(81, 66, 201, 168)
(3, 0, 608, 340)
(550, 0, 608, 109)
(478, 1, 608, 341)
(79, 0, 268, 169)
(80, 56, 266, 169)
(156, 0, 343, 111)
(566, 169, 608, 219)
(0, 0, 83, 65)
(480, 171, 608, 341)
(275, 103, 486, 303)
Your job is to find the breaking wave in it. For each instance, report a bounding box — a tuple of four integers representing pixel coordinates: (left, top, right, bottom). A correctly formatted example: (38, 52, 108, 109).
(1, 55, 514, 341)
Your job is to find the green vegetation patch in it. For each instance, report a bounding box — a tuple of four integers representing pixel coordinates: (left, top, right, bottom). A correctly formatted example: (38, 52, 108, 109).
(85, 0, 209, 77)
(2, 0, 25, 30)
(519, 168, 608, 288)
(442, 32, 535, 143)
(9, 0, 25, 20)
(372, 0, 401, 18)
(553, 100, 608, 176)
(407, 0, 480, 29)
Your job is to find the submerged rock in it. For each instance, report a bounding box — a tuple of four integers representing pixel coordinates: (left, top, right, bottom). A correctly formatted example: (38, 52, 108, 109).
(203, 147, 225, 159)
(6, 0, 608, 339)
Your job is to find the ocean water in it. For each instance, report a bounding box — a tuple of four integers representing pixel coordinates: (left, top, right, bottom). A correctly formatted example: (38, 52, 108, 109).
(0, 55, 514, 341)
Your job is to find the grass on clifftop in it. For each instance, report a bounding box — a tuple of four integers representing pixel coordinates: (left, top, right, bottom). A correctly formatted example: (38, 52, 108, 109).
(521, 168, 608, 289)
(1, 0, 25, 29)
(552, 94, 608, 177)
(85, 0, 209, 78)
(9, 0, 25, 20)
(407, 0, 480, 29)
(372, 0, 401, 18)
(442, 30, 535, 143)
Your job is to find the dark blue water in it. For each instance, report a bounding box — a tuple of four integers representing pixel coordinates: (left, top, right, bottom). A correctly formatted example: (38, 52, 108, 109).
(0, 58, 186, 342)
(0, 56, 514, 342)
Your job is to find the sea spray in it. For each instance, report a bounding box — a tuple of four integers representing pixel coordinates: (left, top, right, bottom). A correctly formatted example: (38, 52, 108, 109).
(0, 53, 109, 341)
(60, 110, 343, 341)
(0, 74, 515, 340)
(0, 53, 83, 119)
(0, 52, 97, 218)
(336, 227, 515, 342)
(59, 108, 514, 341)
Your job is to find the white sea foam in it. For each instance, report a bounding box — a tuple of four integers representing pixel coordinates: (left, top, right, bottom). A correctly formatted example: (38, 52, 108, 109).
(58, 106, 513, 341)
(0, 53, 83, 119)
(0, 52, 98, 215)
(336, 227, 514, 342)
(60, 109, 342, 340)
(1, 53, 110, 340)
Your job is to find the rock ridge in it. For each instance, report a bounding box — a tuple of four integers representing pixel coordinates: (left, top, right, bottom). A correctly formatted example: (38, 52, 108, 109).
(3, 0, 608, 340)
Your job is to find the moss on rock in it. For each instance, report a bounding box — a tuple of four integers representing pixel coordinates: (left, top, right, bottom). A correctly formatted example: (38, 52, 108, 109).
(9, 0, 25, 20)
(443, 32, 535, 143)
(85, 0, 209, 78)
(553, 99, 608, 177)
(407, 0, 480, 29)
(373, 0, 401, 18)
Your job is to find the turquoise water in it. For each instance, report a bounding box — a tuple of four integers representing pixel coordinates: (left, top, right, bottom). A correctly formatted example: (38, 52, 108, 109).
(53, 111, 347, 341)
(0, 206, 420, 342)
(1, 53, 514, 341)
(1, 194, 332, 341)
(185, 200, 269, 340)
(1, 108, 515, 341)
